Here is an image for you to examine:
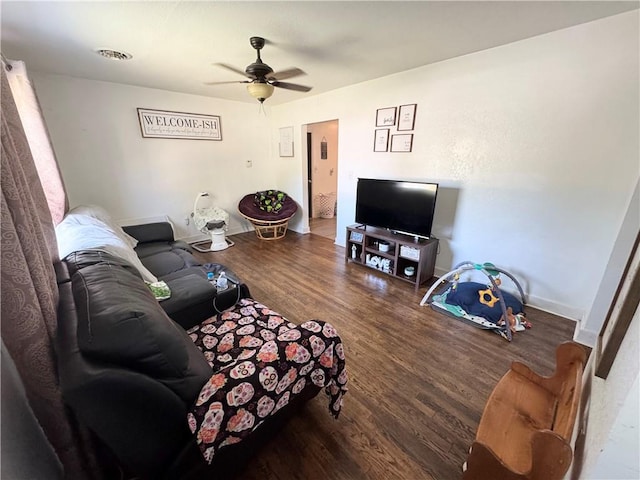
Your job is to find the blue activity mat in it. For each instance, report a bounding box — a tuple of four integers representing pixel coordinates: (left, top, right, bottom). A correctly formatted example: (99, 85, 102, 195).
(420, 262, 528, 341)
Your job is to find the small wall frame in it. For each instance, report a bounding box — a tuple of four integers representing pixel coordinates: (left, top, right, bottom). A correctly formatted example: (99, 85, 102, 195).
(374, 129, 389, 152)
(390, 133, 413, 152)
(397, 104, 417, 131)
(376, 107, 397, 127)
(279, 126, 294, 157)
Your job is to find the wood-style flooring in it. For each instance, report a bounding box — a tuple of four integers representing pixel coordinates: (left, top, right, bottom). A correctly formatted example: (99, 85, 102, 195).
(309, 217, 337, 241)
(193, 231, 576, 480)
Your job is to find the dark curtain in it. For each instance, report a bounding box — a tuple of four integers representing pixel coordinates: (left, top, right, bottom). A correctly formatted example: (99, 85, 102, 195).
(1, 66, 102, 478)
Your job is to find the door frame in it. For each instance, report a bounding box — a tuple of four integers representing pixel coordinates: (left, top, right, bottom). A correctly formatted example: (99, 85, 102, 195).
(307, 132, 313, 217)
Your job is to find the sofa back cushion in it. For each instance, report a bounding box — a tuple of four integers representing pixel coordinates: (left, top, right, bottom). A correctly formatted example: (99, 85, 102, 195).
(66, 250, 212, 403)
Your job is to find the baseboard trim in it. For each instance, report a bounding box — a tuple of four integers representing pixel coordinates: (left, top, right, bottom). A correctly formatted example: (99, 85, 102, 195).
(573, 326, 598, 348)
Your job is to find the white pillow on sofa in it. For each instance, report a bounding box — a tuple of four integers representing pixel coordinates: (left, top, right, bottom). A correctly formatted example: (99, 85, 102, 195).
(56, 213, 158, 283)
(66, 204, 139, 248)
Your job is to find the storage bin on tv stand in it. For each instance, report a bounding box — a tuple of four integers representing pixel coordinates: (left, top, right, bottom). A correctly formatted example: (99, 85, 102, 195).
(345, 224, 439, 292)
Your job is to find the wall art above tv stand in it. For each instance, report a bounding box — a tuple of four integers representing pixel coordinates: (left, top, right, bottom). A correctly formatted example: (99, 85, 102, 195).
(345, 225, 438, 292)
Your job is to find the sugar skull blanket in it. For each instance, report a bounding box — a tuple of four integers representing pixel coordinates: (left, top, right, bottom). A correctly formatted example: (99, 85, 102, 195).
(186, 298, 348, 464)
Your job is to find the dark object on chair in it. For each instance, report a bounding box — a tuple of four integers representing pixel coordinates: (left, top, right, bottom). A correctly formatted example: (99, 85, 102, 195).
(238, 191, 298, 240)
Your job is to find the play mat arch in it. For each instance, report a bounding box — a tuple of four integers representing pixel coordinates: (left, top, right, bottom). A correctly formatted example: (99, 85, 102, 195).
(420, 261, 527, 342)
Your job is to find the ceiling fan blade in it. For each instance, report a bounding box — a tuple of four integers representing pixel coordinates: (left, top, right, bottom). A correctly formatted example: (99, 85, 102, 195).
(269, 68, 306, 81)
(204, 80, 250, 85)
(272, 81, 312, 93)
(213, 62, 251, 78)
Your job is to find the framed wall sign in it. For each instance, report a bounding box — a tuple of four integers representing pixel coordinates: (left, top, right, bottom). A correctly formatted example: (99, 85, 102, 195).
(397, 104, 417, 131)
(376, 107, 397, 127)
(390, 133, 413, 152)
(279, 126, 294, 157)
(137, 108, 222, 140)
(374, 129, 390, 152)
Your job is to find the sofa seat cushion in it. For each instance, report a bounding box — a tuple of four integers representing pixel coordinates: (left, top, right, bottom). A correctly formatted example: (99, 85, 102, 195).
(135, 240, 192, 259)
(162, 274, 216, 329)
(67, 250, 212, 403)
(136, 247, 202, 278)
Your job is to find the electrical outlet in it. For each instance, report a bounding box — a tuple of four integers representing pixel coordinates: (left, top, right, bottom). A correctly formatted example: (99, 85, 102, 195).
(184, 217, 189, 226)
(246, 159, 252, 168)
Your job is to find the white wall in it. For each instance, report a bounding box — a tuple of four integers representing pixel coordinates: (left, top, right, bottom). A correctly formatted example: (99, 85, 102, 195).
(32, 74, 276, 239)
(270, 11, 639, 320)
(576, 179, 640, 346)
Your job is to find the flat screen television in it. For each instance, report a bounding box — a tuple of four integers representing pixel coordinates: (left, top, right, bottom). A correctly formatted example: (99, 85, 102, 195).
(355, 178, 438, 239)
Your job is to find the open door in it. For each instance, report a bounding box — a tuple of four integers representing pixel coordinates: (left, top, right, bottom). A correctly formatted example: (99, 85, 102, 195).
(304, 120, 338, 241)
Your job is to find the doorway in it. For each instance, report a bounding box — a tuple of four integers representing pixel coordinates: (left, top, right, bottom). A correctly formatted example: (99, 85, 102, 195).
(305, 120, 338, 241)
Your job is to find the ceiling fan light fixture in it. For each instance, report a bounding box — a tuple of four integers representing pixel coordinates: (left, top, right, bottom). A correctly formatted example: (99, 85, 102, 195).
(247, 82, 274, 103)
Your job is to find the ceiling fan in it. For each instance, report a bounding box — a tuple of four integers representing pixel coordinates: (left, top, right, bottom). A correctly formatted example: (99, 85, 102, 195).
(206, 36, 312, 103)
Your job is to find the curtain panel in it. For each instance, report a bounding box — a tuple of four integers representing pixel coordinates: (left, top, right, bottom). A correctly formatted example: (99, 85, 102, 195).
(1, 65, 102, 478)
(5, 59, 67, 224)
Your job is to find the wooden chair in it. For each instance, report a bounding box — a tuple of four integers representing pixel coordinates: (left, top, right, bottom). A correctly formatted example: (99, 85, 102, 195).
(462, 341, 587, 480)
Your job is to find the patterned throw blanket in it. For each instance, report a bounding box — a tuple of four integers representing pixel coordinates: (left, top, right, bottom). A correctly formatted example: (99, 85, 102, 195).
(186, 298, 348, 464)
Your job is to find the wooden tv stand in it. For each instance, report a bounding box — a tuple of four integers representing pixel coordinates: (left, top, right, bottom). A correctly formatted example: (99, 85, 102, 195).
(345, 225, 438, 292)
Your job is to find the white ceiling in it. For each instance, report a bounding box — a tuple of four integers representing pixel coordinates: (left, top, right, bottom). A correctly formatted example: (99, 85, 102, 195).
(2, 1, 638, 105)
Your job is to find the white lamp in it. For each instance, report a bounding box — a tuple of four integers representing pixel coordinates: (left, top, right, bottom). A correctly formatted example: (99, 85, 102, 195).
(247, 82, 274, 103)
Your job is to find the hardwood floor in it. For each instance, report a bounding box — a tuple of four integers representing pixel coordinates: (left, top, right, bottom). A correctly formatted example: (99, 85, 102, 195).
(309, 216, 337, 241)
(193, 231, 576, 480)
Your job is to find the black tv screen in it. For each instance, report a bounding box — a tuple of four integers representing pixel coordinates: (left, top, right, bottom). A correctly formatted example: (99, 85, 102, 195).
(355, 178, 438, 238)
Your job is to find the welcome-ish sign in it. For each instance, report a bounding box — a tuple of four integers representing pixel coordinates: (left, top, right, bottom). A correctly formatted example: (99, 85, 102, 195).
(137, 108, 222, 140)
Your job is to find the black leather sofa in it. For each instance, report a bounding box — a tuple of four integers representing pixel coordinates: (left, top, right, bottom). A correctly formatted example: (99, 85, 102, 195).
(54, 217, 330, 479)
(55, 248, 322, 479)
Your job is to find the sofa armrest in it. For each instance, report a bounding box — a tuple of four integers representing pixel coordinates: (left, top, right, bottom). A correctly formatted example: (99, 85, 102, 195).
(123, 222, 175, 244)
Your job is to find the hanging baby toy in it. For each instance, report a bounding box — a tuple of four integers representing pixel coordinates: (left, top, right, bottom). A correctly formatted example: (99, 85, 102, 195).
(420, 262, 529, 342)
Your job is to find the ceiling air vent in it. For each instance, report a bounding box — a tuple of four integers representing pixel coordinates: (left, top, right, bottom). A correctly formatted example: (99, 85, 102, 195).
(95, 48, 132, 61)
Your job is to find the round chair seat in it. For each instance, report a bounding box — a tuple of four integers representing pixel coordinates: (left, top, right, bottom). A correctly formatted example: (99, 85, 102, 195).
(238, 193, 298, 240)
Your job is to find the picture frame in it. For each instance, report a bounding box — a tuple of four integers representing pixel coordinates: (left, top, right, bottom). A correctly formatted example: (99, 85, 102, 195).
(279, 126, 294, 157)
(390, 133, 413, 152)
(349, 231, 364, 242)
(137, 108, 222, 140)
(376, 107, 397, 127)
(595, 232, 640, 379)
(397, 104, 417, 131)
(373, 129, 390, 152)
